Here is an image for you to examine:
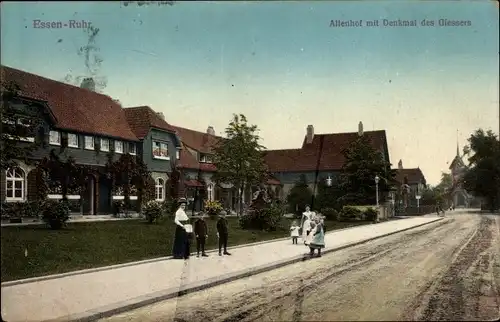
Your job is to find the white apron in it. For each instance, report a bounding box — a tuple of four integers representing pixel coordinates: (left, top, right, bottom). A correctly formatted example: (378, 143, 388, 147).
(302, 219, 311, 244)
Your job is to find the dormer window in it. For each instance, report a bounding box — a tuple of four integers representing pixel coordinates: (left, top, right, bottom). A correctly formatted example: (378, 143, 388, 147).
(100, 138, 110, 152)
(2, 117, 36, 142)
(49, 130, 61, 145)
(84, 136, 94, 150)
(115, 140, 123, 154)
(18, 118, 32, 127)
(68, 133, 79, 148)
(200, 154, 212, 163)
(152, 141, 169, 160)
(129, 143, 136, 155)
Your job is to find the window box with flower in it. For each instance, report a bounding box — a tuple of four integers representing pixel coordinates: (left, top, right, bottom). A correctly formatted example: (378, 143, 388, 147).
(204, 200, 223, 218)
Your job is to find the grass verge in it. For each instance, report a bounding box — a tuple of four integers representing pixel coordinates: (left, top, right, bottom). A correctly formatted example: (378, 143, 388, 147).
(1, 218, 370, 282)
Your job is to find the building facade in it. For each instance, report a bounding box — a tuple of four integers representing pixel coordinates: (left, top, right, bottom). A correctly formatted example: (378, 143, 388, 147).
(264, 122, 391, 199)
(1, 65, 140, 215)
(124, 106, 182, 204)
(393, 160, 427, 207)
(2, 66, 406, 216)
(172, 125, 281, 213)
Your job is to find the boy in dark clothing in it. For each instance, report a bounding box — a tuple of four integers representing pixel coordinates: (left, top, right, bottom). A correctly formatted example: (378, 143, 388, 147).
(194, 214, 209, 257)
(216, 213, 231, 256)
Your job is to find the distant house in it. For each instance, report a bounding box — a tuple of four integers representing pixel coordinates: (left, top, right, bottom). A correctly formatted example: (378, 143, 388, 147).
(0, 65, 140, 215)
(263, 122, 391, 199)
(171, 125, 281, 212)
(123, 106, 182, 203)
(393, 160, 427, 206)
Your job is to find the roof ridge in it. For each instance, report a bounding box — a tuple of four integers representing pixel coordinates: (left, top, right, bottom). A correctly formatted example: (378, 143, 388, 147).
(1, 65, 114, 101)
(172, 125, 223, 138)
(312, 129, 386, 136)
(265, 148, 302, 152)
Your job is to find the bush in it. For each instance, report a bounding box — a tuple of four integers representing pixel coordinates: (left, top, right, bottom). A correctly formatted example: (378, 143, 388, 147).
(162, 197, 178, 217)
(338, 206, 363, 221)
(42, 200, 70, 229)
(239, 202, 287, 231)
(112, 200, 124, 217)
(143, 200, 163, 223)
(363, 207, 378, 222)
(204, 200, 223, 218)
(1, 201, 44, 219)
(320, 207, 339, 221)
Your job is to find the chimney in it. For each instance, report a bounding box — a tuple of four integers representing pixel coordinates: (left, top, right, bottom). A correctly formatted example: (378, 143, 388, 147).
(306, 125, 314, 144)
(156, 112, 165, 120)
(207, 126, 215, 136)
(398, 159, 403, 170)
(80, 77, 96, 92)
(358, 121, 364, 136)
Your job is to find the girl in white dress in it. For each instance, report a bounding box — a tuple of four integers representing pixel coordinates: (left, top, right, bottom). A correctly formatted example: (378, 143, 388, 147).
(300, 206, 311, 233)
(290, 220, 300, 244)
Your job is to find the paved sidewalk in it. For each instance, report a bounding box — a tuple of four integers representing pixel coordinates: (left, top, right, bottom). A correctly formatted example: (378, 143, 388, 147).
(1, 216, 443, 322)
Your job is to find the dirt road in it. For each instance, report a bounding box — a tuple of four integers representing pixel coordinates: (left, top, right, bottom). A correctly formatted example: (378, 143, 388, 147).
(100, 212, 500, 321)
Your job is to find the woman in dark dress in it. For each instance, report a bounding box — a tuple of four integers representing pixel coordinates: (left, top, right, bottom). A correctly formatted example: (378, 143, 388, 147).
(172, 199, 192, 259)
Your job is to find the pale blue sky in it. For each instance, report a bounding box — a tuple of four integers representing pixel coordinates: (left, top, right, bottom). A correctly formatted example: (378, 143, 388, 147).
(1, 1, 499, 184)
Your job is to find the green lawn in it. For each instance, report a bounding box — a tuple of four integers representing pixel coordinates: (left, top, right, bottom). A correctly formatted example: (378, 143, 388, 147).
(1, 218, 370, 282)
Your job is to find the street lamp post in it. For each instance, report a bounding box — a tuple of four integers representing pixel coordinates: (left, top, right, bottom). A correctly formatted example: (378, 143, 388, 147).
(374, 175, 380, 207)
(326, 176, 332, 187)
(311, 135, 326, 210)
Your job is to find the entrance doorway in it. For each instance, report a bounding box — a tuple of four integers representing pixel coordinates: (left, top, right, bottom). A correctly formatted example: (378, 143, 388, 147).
(82, 175, 96, 215)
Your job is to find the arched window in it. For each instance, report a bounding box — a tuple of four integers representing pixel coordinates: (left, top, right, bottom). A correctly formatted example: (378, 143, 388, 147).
(207, 183, 213, 201)
(6, 167, 25, 202)
(155, 178, 165, 201)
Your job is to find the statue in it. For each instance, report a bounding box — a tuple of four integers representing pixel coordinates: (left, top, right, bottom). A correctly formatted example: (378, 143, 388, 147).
(401, 183, 410, 208)
(250, 188, 270, 210)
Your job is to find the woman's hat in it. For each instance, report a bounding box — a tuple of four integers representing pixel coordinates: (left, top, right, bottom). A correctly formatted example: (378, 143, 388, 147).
(178, 197, 187, 204)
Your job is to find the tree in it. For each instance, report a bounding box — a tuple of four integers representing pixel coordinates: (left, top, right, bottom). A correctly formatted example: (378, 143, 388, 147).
(421, 184, 446, 205)
(39, 151, 89, 201)
(286, 174, 313, 216)
(315, 176, 343, 210)
(435, 172, 452, 192)
(338, 135, 395, 206)
(0, 82, 44, 170)
(212, 114, 267, 216)
(462, 129, 500, 211)
(106, 153, 153, 210)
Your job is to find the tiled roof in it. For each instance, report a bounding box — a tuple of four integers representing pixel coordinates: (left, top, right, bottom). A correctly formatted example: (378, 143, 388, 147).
(1, 65, 138, 141)
(171, 125, 220, 154)
(123, 106, 177, 139)
(267, 177, 281, 185)
(394, 168, 426, 185)
(184, 179, 204, 187)
(264, 130, 388, 172)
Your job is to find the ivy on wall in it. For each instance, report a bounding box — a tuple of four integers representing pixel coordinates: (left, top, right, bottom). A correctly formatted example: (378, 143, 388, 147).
(106, 153, 153, 210)
(33, 166, 49, 201)
(38, 150, 90, 199)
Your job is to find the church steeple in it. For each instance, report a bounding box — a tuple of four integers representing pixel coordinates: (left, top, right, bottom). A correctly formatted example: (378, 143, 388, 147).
(456, 129, 460, 157)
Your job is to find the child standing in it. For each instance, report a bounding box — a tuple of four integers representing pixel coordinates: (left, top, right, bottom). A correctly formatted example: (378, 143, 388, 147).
(290, 220, 300, 244)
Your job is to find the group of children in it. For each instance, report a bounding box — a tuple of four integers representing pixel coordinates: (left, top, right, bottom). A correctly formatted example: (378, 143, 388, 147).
(289, 205, 326, 257)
